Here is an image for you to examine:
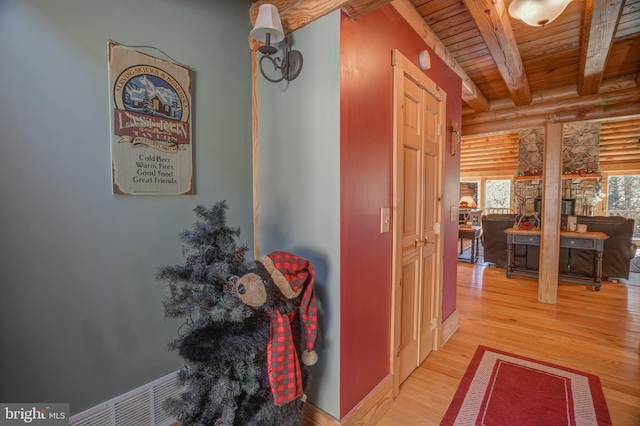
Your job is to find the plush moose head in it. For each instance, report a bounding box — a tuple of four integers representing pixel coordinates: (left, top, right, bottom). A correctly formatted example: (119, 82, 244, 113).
(233, 251, 318, 406)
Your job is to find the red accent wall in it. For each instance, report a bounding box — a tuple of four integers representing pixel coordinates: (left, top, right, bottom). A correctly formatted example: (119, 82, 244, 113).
(340, 6, 462, 417)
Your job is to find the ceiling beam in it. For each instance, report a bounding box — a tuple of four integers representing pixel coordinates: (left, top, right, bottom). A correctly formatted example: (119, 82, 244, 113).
(462, 0, 532, 106)
(462, 82, 640, 136)
(465, 74, 640, 124)
(250, 0, 348, 34)
(390, 0, 490, 112)
(479, 74, 639, 114)
(250, 0, 392, 33)
(250, 0, 297, 25)
(342, 0, 393, 19)
(462, 74, 640, 136)
(578, 0, 625, 96)
(463, 101, 640, 136)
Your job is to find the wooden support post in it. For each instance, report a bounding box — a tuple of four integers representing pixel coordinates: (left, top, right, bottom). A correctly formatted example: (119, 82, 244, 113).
(538, 122, 563, 304)
(251, 38, 261, 259)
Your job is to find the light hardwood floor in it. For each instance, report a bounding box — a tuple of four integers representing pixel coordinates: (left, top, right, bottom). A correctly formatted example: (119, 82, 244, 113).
(376, 262, 640, 425)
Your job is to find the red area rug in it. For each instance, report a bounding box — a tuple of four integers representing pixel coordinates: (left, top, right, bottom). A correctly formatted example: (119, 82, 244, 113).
(441, 346, 611, 425)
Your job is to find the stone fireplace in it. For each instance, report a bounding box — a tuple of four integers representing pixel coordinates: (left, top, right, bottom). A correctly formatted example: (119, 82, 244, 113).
(514, 122, 603, 216)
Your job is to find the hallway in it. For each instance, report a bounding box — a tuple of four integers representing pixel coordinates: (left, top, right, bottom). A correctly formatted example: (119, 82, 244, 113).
(376, 262, 640, 425)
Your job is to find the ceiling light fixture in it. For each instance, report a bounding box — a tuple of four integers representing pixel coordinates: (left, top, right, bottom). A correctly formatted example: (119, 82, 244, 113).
(419, 50, 431, 71)
(508, 0, 572, 27)
(250, 4, 303, 83)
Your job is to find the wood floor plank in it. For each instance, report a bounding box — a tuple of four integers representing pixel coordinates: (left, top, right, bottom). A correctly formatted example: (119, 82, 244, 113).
(375, 263, 640, 425)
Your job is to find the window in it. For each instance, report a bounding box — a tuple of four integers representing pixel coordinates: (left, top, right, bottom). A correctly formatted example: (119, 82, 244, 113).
(485, 179, 511, 213)
(607, 175, 640, 237)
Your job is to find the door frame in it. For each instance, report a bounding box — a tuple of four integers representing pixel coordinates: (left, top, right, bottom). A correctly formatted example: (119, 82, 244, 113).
(390, 49, 446, 396)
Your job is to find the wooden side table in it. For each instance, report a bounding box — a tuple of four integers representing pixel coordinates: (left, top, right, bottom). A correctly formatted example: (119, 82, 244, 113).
(458, 226, 482, 263)
(504, 228, 608, 290)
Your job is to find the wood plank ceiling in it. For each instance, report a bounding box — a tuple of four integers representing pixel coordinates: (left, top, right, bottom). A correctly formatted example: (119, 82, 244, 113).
(410, 0, 640, 136)
(249, 0, 640, 138)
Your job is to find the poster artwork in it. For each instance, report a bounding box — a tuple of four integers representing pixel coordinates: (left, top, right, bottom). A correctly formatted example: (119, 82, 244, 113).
(109, 42, 193, 195)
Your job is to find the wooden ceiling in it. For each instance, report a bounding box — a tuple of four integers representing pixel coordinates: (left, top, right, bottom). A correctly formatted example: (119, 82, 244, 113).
(249, 0, 640, 136)
(414, 1, 639, 104)
(412, 0, 640, 135)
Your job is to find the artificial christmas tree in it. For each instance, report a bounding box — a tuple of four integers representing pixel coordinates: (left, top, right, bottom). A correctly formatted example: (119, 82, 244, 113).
(158, 200, 261, 425)
(158, 201, 318, 425)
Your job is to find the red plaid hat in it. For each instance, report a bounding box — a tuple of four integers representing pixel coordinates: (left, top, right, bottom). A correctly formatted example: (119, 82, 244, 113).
(259, 251, 318, 363)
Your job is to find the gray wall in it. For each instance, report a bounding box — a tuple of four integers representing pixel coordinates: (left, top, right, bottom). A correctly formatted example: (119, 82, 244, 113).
(0, 0, 253, 414)
(257, 11, 341, 418)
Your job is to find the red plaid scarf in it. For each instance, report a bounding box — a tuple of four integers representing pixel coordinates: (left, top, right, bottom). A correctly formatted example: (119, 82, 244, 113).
(267, 310, 302, 406)
(299, 278, 317, 356)
(262, 251, 318, 406)
(265, 251, 318, 356)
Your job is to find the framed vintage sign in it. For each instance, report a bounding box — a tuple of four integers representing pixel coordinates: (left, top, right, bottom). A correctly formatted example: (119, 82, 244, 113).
(109, 42, 193, 195)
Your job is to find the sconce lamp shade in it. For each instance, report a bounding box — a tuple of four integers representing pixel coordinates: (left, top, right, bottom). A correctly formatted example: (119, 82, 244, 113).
(508, 0, 572, 26)
(250, 4, 285, 46)
(459, 196, 477, 209)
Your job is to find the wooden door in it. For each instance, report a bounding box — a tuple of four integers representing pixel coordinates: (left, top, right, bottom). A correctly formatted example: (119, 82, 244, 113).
(397, 76, 423, 384)
(392, 50, 444, 388)
(419, 91, 439, 364)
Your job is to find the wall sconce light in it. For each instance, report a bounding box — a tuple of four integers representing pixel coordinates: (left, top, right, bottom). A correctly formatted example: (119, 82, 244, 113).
(250, 4, 303, 83)
(450, 120, 461, 156)
(508, 0, 572, 27)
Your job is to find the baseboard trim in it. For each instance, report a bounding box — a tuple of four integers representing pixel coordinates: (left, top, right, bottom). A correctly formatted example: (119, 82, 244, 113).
(340, 373, 394, 425)
(302, 373, 394, 426)
(302, 403, 340, 426)
(441, 309, 459, 346)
